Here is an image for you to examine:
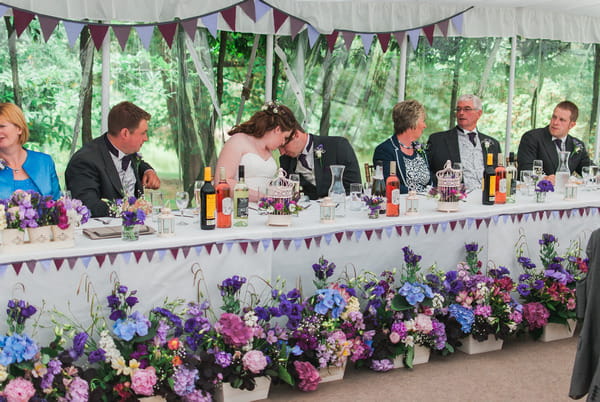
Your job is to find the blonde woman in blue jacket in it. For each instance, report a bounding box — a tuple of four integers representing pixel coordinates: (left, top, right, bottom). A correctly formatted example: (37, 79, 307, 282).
(0, 103, 60, 199)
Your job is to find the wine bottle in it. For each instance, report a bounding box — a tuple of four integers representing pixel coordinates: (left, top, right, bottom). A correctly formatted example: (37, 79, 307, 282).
(494, 153, 506, 204)
(363, 163, 373, 196)
(372, 161, 386, 214)
(216, 166, 232, 228)
(506, 152, 517, 203)
(200, 167, 216, 230)
(482, 153, 496, 205)
(233, 165, 249, 227)
(386, 161, 400, 216)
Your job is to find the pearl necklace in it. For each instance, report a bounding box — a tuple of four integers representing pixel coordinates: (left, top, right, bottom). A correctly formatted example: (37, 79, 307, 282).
(397, 141, 414, 150)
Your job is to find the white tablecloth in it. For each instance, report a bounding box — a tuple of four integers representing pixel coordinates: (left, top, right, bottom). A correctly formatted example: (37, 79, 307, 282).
(1, 190, 598, 339)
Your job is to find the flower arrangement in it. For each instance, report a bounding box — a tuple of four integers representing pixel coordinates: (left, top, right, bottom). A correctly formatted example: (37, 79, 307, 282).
(516, 233, 587, 335)
(428, 183, 468, 203)
(105, 196, 152, 226)
(52, 196, 90, 229)
(361, 195, 384, 217)
(1, 190, 45, 229)
(535, 179, 554, 193)
(258, 197, 302, 215)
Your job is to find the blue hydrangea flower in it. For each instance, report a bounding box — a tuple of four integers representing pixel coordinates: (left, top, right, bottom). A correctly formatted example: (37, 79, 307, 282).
(448, 304, 475, 333)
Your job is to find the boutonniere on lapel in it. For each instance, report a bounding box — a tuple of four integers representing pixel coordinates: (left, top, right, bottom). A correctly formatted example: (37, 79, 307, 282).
(413, 142, 427, 157)
(314, 144, 325, 167)
(482, 139, 492, 152)
(132, 152, 142, 169)
(0, 159, 6, 170)
(572, 140, 584, 156)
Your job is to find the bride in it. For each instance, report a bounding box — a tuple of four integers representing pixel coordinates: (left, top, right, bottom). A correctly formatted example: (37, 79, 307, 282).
(215, 102, 299, 202)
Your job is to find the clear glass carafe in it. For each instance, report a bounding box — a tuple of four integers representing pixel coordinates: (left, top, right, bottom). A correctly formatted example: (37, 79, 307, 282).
(555, 151, 571, 193)
(328, 165, 346, 217)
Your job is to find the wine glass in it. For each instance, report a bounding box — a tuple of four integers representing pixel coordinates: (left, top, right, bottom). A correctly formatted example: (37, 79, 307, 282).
(175, 191, 190, 225)
(520, 170, 534, 196)
(150, 191, 164, 222)
(349, 183, 363, 211)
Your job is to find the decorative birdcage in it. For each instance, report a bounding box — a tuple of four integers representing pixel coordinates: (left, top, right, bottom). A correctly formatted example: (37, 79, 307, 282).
(259, 169, 296, 226)
(435, 160, 462, 212)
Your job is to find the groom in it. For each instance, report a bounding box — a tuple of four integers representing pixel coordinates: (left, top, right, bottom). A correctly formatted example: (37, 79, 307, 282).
(279, 128, 361, 199)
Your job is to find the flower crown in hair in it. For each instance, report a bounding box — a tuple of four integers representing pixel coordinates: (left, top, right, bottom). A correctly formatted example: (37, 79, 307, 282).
(261, 101, 280, 115)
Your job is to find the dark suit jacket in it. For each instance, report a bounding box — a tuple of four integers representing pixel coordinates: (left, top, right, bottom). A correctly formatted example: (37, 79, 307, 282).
(517, 126, 591, 176)
(426, 127, 502, 185)
(279, 134, 361, 200)
(372, 135, 431, 193)
(65, 134, 153, 217)
(569, 228, 600, 400)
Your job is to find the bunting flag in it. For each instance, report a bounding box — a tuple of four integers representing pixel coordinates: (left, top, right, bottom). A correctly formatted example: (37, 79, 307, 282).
(112, 25, 131, 51)
(407, 28, 420, 50)
(422, 25, 435, 45)
(0, 5, 8, 17)
(307, 25, 320, 48)
(146, 249, 156, 261)
(289, 17, 305, 39)
(201, 13, 218, 38)
(26, 260, 36, 274)
(326, 31, 339, 52)
(360, 33, 375, 55)
(134, 25, 154, 50)
(89, 25, 109, 50)
(63, 21, 85, 48)
(255, 0, 271, 22)
(181, 18, 198, 41)
(158, 22, 178, 48)
(438, 19, 450, 37)
(0, 264, 7, 277)
(342, 31, 355, 50)
(273, 9, 288, 33)
(452, 13, 464, 34)
(215, 243, 224, 254)
(38, 15, 59, 42)
(393, 31, 406, 46)
(261, 239, 270, 250)
(324, 233, 333, 245)
(240, 0, 256, 22)
(377, 33, 391, 52)
(221, 7, 237, 32)
(12, 9, 35, 37)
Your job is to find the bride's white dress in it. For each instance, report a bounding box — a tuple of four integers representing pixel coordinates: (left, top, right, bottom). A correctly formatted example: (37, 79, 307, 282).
(239, 153, 277, 191)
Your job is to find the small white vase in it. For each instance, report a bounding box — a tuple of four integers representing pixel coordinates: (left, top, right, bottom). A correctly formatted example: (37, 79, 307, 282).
(540, 319, 577, 342)
(27, 226, 53, 243)
(393, 345, 431, 368)
(267, 214, 291, 227)
(51, 225, 75, 242)
(318, 361, 347, 383)
(214, 376, 271, 402)
(2, 228, 25, 247)
(457, 335, 504, 355)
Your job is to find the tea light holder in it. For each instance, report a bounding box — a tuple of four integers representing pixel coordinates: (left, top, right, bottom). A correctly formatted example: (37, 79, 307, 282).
(405, 190, 419, 215)
(564, 181, 578, 201)
(157, 207, 176, 237)
(320, 197, 336, 223)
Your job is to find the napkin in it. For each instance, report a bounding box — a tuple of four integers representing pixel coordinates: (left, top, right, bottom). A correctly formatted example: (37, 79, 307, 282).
(83, 225, 155, 240)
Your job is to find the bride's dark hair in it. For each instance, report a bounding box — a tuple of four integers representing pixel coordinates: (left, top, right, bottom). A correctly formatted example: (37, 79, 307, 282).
(228, 102, 299, 137)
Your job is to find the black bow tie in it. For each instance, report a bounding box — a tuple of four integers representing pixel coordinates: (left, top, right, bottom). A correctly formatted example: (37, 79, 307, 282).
(105, 134, 133, 171)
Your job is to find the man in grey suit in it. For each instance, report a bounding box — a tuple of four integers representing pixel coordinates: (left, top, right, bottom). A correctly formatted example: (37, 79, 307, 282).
(279, 127, 361, 200)
(65, 101, 160, 217)
(517, 101, 591, 180)
(426, 94, 501, 190)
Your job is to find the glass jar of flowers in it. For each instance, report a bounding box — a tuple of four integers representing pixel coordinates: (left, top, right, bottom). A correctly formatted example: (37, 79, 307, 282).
(534, 179, 554, 202)
(106, 196, 152, 241)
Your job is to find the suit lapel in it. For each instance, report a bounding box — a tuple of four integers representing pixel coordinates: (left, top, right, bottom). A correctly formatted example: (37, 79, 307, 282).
(543, 131, 559, 174)
(447, 129, 461, 162)
(312, 135, 325, 188)
(99, 135, 125, 196)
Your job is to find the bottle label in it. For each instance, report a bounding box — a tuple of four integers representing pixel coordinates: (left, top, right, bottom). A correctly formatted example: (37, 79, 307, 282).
(236, 197, 249, 218)
(498, 178, 507, 193)
(391, 189, 401, 205)
(205, 194, 216, 219)
(222, 197, 233, 215)
(489, 176, 496, 198)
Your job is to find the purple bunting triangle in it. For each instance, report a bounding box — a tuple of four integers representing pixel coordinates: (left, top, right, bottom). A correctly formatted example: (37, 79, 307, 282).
(377, 33, 391, 52)
(215, 243, 224, 254)
(181, 18, 198, 41)
(240, 0, 256, 22)
(293, 238, 302, 250)
(424, 224, 430, 234)
(205, 243, 213, 255)
(440, 222, 448, 232)
(326, 31, 338, 52)
(314, 236, 322, 247)
(273, 9, 288, 33)
(181, 246, 191, 258)
(225, 242, 234, 252)
(108, 253, 119, 265)
(146, 249, 156, 262)
(361, 33, 375, 55)
(67, 257, 78, 269)
(158, 23, 177, 48)
(0, 5, 7, 17)
(81, 256, 92, 268)
(375, 228, 383, 239)
(324, 233, 333, 245)
(40, 259, 52, 271)
(194, 246, 202, 255)
(283, 239, 292, 250)
(38, 16, 59, 43)
(0, 264, 7, 277)
(63, 21, 85, 48)
(404, 225, 411, 235)
(432, 223, 439, 233)
(385, 226, 393, 238)
(255, 0, 271, 21)
(355, 230, 363, 241)
(134, 25, 154, 50)
(452, 13, 464, 34)
(407, 29, 420, 50)
(414, 224, 422, 235)
(201, 13, 218, 38)
(221, 7, 237, 31)
(438, 20, 449, 37)
(13, 262, 23, 275)
(112, 25, 131, 51)
(89, 25, 109, 51)
(449, 221, 457, 231)
(157, 248, 167, 260)
(290, 17, 305, 39)
(393, 31, 406, 46)
(239, 242, 249, 253)
(251, 241, 260, 253)
(423, 25, 435, 46)
(13, 9, 35, 37)
(261, 239, 270, 250)
(121, 252, 132, 264)
(170, 247, 179, 259)
(307, 25, 320, 48)
(26, 260, 36, 274)
(342, 31, 354, 50)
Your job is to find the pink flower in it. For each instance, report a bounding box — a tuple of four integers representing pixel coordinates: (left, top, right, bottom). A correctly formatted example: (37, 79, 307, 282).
(389, 331, 401, 344)
(242, 350, 268, 374)
(66, 377, 89, 402)
(414, 314, 433, 333)
(293, 360, 320, 392)
(3, 377, 36, 402)
(274, 202, 284, 211)
(131, 366, 158, 396)
(522, 302, 550, 330)
(215, 313, 253, 347)
(567, 298, 576, 310)
(474, 305, 492, 318)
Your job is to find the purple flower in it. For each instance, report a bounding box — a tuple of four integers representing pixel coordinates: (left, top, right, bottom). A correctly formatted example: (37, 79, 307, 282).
(173, 367, 199, 396)
(370, 359, 394, 372)
(465, 242, 479, 253)
(535, 180, 554, 193)
(88, 348, 106, 364)
(47, 358, 62, 375)
(539, 233, 557, 245)
(214, 351, 232, 368)
(125, 296, 139, 307)
(69, 332, 88, 360)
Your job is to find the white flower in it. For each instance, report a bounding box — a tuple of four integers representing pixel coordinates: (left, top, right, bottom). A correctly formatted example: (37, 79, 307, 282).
(0, 364, 8, 382)
(432, 294, 445, 309)
(482, 139, 492, 150)
(244, 311, 258, 328)
(403, 335, 415, 347)
(288, 204, 296, 212)
(0, 159, 5, 170)
(314, 144, 326, 159)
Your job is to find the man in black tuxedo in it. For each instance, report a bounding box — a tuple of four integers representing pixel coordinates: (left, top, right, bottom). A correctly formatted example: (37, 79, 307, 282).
(426, 94, 501, 190)
(517, 101, 591, 179)
(279, 128, 361, 199)
(65, 101, 161, 217)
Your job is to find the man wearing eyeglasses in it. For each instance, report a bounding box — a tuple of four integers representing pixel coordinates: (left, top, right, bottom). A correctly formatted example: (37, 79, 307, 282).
(279, 127, 361, 199)
(426, 94, 502, 190)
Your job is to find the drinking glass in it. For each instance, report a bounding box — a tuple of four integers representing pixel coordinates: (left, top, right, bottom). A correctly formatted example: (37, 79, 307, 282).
(532, 160, 544, 177)
(150, 191, 164, 222)
(582, 166, 592, 189)
(590, 165, 599, 188)
(289, 174, 301, 202)
(193, 180, 203, 221)
(520, 170, 534, 196)
(175, 191, 189, 225)
(349, 183, 363, 211)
